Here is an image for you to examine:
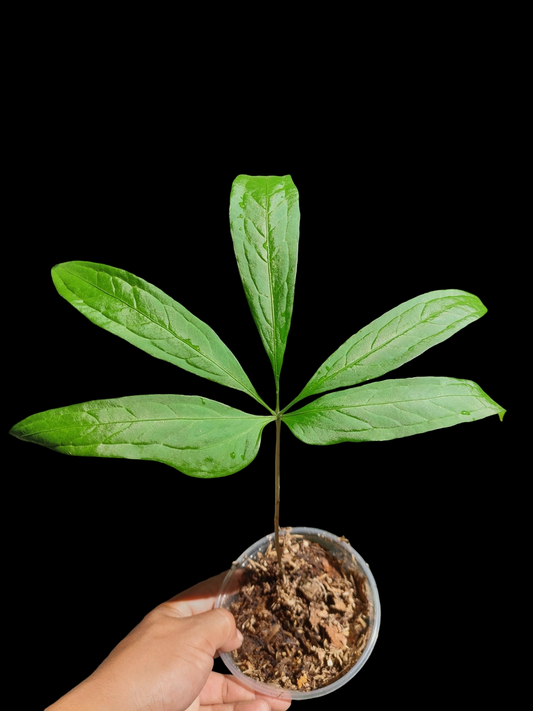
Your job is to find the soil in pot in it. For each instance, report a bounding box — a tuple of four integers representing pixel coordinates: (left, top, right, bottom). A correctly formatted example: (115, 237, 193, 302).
(227, 530, 372, 693)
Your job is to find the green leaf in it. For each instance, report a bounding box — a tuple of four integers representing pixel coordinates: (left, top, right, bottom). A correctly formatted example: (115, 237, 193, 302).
(286, 290, 487, 410)
(229, 175, 300, 391)
(283, 377, 505, 444)
(10, 395, 274, 477)
(52, 262, 270, 410)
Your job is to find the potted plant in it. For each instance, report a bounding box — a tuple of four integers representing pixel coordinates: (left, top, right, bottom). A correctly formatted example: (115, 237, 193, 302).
(10, 175, 505, 700)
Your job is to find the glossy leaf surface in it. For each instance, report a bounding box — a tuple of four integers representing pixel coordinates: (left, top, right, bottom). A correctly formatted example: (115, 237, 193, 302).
(284, 377, 505, 444)
(10, 395, 273, 477)
(52, 262, 267, 408)
(229, 175, 300, 389)
(287, 290, 487, 409)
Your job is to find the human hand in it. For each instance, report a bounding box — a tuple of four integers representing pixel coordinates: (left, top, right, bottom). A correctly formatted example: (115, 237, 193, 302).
(46, 572, 291, 711)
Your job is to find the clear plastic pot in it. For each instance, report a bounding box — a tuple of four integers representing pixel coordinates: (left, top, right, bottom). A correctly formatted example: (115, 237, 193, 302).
(215, 527, 380, 701)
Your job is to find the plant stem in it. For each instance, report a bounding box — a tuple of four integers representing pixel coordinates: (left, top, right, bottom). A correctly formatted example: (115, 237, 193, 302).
(274, 410, 282, 568)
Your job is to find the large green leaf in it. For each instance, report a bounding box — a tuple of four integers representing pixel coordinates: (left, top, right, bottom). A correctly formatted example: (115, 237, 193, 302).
(283, 377, 505, 444)
(10, 395, 274, 477)
(52, 262, 270, 410)
(229, 175, 300, 392)
(285, 290, 487, 410)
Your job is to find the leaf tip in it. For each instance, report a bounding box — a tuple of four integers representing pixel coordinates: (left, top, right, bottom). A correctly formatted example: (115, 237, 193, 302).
(462, 290, 488, 318)
(8, 423, 22, 440)
(51, 262, 70, 280)
(51, 263, 67, 291)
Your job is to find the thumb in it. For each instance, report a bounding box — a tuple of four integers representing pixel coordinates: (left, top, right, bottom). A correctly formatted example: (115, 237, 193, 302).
(183, 607, 244, 657)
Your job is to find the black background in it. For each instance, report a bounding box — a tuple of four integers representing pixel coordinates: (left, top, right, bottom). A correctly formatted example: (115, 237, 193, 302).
(6, 70, 515, 709)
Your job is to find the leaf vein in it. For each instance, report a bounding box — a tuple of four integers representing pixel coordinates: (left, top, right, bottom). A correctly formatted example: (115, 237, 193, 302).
(60, 266, 257, 399)
(317, 306, 478, 385)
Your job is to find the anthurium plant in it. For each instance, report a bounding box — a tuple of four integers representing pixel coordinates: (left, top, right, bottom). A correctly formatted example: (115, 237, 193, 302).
(9, 175, 505, 556)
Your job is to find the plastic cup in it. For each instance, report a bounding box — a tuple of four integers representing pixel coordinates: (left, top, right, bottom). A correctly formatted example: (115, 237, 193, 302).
(215, 526, 380, 701)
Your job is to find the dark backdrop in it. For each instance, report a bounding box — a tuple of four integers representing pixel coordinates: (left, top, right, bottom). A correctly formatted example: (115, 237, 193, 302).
(6, 110, 512, 708)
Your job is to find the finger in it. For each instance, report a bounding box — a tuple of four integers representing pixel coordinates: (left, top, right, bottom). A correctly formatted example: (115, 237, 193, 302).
(199, 672, 292, 710)
(184, 700, 271, 711)
(177, 608, 243, 657)
(166, 572, 228, 616)
(209, 701, 271, 711)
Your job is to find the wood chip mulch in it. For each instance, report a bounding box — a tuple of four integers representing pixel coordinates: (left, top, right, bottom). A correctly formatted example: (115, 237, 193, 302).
(229, 531, 371, 692)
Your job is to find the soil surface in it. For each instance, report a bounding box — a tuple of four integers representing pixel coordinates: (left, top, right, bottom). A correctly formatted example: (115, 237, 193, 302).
(229, 531, 371, 692)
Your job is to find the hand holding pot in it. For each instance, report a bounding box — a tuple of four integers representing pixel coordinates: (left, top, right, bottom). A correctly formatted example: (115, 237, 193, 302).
(46, 572, 291, 711)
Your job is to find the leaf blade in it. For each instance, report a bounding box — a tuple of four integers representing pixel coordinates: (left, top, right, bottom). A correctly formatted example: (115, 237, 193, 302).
(287, 290, 487, 409)
(52, 261, 269, 408)
(229, 175, 300, 389)
(10, 394, 274, 477)
(283, 377, 505, 444)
